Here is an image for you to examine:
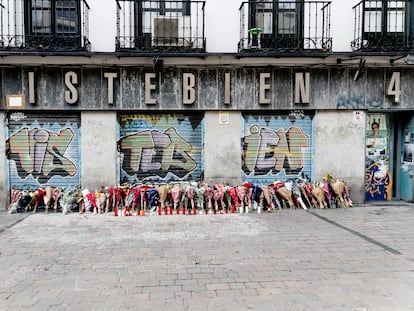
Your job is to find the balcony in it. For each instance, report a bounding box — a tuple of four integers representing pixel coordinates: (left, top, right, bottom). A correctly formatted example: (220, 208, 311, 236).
(352, 0, 413, 52)
(238, 1, 332, 54)
(116, 0, 206, 53)
(0, 0, 90, 52)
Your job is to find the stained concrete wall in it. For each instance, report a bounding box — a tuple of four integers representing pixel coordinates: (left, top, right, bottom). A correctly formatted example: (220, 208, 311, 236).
(314, 110, 366, 204)
(1, 67, 407, 112)
(204, 111, 243, 186)
(81, 111, 118, 191)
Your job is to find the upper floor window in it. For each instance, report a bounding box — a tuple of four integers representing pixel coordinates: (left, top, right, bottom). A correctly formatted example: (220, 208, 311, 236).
(138, 0, 190, 46)
(116, 0, 206, 53)
(238, 1, 332, 53)
(28, 0, 79, 36)
(252, 0, 302, 41)
(0, 0, 90, 51)
(352, 0, 413, 51)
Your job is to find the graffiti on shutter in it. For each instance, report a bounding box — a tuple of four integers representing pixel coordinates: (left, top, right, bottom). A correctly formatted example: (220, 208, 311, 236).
(242, 113, 313, 185)
(6, 113, 81, 189)
(118, 113, 203, 184)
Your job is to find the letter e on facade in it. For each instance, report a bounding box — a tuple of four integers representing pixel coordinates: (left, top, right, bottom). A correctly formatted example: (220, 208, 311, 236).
(259, 73, 271, 104)
(145, 73, 157, 105)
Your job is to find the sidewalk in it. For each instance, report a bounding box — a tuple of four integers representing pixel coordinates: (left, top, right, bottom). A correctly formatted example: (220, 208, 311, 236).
(1, 204, 414, 310)
(0, 211, 29, 234)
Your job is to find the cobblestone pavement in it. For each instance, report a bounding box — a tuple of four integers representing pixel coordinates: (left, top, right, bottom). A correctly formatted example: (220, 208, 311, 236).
(1, 204, 414, 311)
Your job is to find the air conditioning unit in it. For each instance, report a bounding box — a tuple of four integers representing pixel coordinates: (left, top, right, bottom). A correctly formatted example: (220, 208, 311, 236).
(152, 16, 192, 47)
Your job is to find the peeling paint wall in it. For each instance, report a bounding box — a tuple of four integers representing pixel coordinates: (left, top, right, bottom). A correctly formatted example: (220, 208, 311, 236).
(81, 112, 118, 191)
(314, 111, 366, 204)
(204, 111, 243, 186)
(1, 67, 410, 111)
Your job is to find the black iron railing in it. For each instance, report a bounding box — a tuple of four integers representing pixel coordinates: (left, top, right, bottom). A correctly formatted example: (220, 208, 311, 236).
(238, 1, 332, 53)
(0, 0, 90, 51)
(352, 0, 413, 52)
(116, 0, 205, 53)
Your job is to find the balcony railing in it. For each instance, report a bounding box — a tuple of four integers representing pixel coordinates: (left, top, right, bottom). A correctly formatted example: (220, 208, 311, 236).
(238, 1, 332, 54)
(352, 0, 413, 52)
(0, 0, 90, 52)
(116, 0, 205, 53)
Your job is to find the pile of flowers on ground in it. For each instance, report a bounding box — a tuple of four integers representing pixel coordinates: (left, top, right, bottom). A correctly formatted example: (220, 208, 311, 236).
(7, 174, 352, 215)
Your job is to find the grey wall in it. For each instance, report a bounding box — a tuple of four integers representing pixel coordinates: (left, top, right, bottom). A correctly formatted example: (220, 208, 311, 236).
(204, 111, 243, 186)
(314, 111, 366, 204)
(81, 112, 118, 191)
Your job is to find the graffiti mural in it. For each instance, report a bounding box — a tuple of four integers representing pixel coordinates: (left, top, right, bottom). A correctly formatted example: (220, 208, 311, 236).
(242, 114, 313, 185)
(365, 113, 392, 201)
(6, 114, 81, 188)
(119, 114, 203, 184)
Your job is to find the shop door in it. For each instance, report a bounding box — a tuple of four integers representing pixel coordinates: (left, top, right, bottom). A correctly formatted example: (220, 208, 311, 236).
(242, 112, 314, 185)
(118, 113, 204, 184)
(6, 112, 81, 190)
(399, 114, 414, 201)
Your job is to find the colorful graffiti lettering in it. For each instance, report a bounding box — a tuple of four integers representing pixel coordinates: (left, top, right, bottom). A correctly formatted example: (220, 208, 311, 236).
(7, 127, 77, 183)
(243, 124, 310, 176)
(119, 127, 197, 180)
(365, 162, 392, 200)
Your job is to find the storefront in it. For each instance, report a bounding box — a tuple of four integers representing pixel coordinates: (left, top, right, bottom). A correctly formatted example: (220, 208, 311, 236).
(1, 57, 414, 206)
(118, 113, 204, 184)
(365, 112, 414, 202)
(6, 113, 81, 190)
(242, 112, 314, 185)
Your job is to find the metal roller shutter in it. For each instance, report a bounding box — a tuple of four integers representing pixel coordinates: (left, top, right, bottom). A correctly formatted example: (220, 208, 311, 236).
(118, 113, 204, 184)
(6, 112, 81, 189)
(242, 112, 314, 185)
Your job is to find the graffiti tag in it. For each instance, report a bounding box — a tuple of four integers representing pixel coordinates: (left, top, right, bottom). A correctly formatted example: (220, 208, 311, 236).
(243, 124, 310, 176)
(336, 96, 383, 109)
(7, 127, 77, 183)
(119, 128, 197, 179)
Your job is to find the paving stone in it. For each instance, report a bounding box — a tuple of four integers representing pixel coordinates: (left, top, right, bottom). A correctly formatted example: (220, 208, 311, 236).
(1, 204, 414, 310)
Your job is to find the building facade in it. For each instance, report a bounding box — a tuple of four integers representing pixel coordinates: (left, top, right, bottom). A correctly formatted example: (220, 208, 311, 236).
(1, 0, 414, 208)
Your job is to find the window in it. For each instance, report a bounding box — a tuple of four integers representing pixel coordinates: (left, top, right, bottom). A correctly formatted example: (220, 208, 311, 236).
(277, 0, 297, 35)
(249, 0, 304, 49)
(116, 0, 205, 52)
(134, 0, 190, 47)
(26, 0, 80, 40)
(362, 0, 410, 49)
